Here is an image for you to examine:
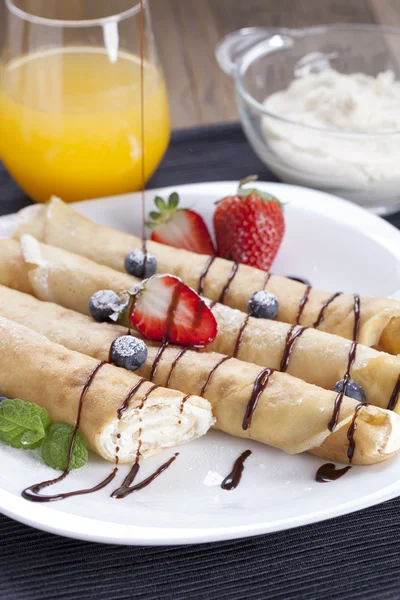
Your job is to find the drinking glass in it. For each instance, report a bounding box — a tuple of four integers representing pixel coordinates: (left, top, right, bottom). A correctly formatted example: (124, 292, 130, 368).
(0, 0, 170, 203)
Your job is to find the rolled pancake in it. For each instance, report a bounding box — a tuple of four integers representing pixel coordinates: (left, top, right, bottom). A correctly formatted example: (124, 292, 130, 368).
(1, 237, 399, 411)
(0, 294, 399, 464)
(11, 198, 400, 354)
(0, 317, 213, 463)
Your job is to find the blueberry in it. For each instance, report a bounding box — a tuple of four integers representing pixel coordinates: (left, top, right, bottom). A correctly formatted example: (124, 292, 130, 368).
(124, 249, 157, 278)
(248, 290, 279, 319)
(89, 289, 121, 322)
(110, 335, 148, 371)
(0, 395, 8, 403)
(333, 379, 366, 403)
(287, 275, 311, 286)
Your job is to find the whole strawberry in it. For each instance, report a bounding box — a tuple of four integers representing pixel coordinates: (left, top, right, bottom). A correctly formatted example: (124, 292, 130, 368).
(213, 176, 285, 271)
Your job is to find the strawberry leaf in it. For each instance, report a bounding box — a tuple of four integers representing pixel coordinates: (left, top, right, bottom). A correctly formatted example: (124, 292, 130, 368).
(239, 175, 258, 188)
(154, 196, 167, 211)
(168, 192, 179, 208)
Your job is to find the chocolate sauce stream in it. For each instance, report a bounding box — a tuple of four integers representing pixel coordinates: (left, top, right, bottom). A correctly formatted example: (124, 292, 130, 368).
(296, 284, 311, 325)
(347, 403, 365, 462)
(328, 294, 361, 432)
(165, 347, 189, 387)
(313, 292, 342, 328)
(111, 453, 179, 499)
(242, 368, 274, 430)
(139, 0, 147, 272)
(221, 450, 252, 491)
(387, 374, 400, 411)
(22, 361, 110, 502)
(200, 355, 232, 397)
(198, 256, 216, 295)
(315, 463, 351, 483)
(280, 325, 308, 372)
(22, 2, 174, 504)
(218, 263, 239, 304)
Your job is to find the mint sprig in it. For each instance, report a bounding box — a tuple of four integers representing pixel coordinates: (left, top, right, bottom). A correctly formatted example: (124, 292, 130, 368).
(0, 399, 51, 449)
(41, 423, 88, 471)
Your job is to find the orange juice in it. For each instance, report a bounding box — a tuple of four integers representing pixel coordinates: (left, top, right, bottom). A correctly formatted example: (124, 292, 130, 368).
(0, 47, 170, 203)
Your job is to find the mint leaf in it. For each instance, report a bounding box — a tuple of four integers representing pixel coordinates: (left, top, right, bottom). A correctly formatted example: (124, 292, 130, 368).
(0, 399, 51, 449)
(42, 423, 88, 471)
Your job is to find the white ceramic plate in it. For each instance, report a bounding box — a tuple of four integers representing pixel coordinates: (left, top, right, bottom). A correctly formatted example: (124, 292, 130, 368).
(1, 181, 400, 546)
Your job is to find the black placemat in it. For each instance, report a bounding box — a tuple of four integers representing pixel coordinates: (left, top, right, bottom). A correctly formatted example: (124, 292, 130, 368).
(1, 123, 400, 600)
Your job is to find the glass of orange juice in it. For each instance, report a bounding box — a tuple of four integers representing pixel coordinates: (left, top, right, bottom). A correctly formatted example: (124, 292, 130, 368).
(0, 0, 170, 203)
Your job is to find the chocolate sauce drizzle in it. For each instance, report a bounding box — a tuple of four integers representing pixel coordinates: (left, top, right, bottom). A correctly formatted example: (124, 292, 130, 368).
(218, 263, 239, 304)
(242, 368, 274, 430)
(22, 361, 112, 502)
(328, 294, 361, 432)
(315, 463, 352, 483)
(313, 292, 343, 328)
(200, 355, 232, 397)
(280, 325, 308, 372)
(179, 394, 190, 414)
(233, 315, 250, 358)
(198, 256, 216, 295)
(149, 342, 169, 382)
(387, 374, 400, 412)
(221, 450, 252, 490)
(347, 403, 365, 462)
(288, 276, 310, 285)
(296, 284, 311, 325)
(165, 347, 189, 387)
(117, 378, 147, 419)
(22, 468, 118, 503)
(111, 453, 179, 499)
(228, 269, 273, 358)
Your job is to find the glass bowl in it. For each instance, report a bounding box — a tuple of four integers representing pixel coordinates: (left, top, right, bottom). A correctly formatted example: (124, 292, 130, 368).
(216, 24, 400, 215)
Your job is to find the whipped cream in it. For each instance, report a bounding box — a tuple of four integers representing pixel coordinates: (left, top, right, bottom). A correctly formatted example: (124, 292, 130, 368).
(262, 69, 400, 207)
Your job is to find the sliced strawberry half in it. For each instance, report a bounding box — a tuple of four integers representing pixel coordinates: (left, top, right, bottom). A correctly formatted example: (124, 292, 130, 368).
(130, 274, 217, 347)
(147, 192, 216, 255)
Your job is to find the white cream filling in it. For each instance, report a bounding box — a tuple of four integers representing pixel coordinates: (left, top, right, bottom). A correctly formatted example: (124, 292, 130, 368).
(99, 394, 214, 463)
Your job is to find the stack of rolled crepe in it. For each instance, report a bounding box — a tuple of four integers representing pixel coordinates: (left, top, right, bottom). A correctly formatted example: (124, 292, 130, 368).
(0, 236, 399, 412)
(10, 197, 400, 353)
(1, 289, 400, 465)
